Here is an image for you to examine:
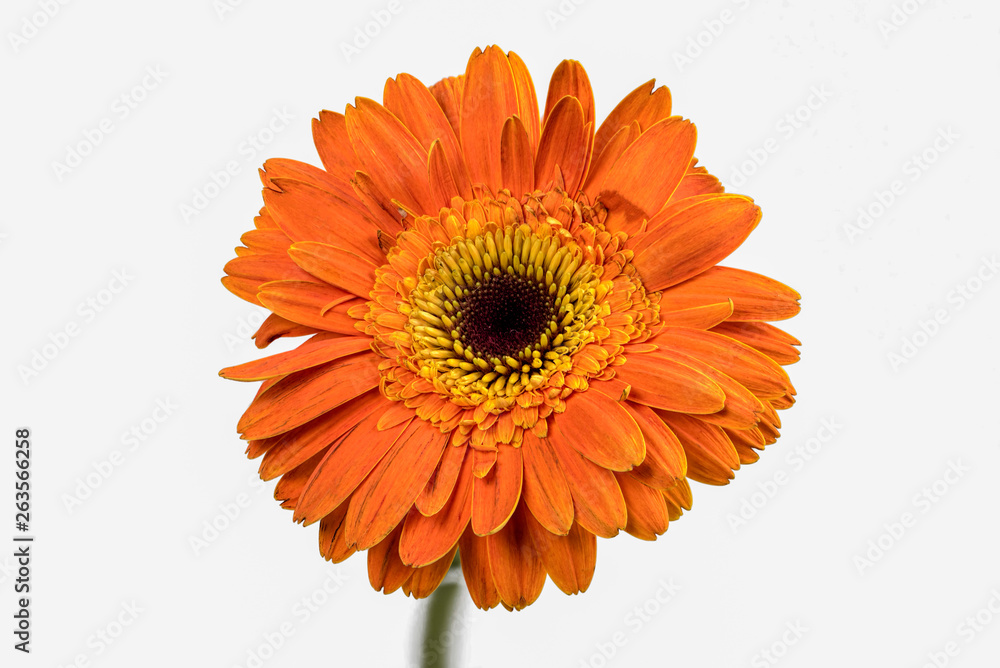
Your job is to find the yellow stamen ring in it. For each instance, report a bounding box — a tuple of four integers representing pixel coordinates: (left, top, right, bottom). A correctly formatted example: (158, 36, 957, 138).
(406, 220, 611, 402)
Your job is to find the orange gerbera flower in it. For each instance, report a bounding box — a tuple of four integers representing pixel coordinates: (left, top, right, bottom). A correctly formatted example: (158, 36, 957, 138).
(220, 46, 800, 611)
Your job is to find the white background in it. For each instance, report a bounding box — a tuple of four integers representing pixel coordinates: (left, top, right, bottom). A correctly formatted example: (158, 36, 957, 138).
(3, 0, 1000, 666)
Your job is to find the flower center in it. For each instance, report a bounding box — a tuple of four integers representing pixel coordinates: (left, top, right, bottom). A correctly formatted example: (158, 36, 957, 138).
(403, 219, 611, 405)
(459, 273, 552, 360)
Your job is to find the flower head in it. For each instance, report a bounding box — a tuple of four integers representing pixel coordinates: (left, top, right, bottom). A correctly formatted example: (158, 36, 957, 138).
(221, 46, 800, 610)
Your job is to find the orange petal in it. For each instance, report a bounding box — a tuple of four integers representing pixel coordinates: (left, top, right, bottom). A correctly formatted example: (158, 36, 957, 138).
(499, 116, 534, 196)
(633, 85, 673, 132)
(259, 157, 348, 195)
(632, 195, 761, 291)
(251, 313, 320, 349)
(292, 411, 411, 525)
(520, 431, 574, 535)
(367, 525, 414, 594)
(725, 427, 766, 464)
(287, 242, 378, 299)
(669, 164, 724, 202)
(615, 352, 725, 414)
(311, 110, 355, 182)
(657, 301, 734, 329)
(345, 97, 436, 214)
(582, 121, 640, 199)
(221, 275, 263, 306)
(245, 439, 271, 461)
(615, 472, 670, 540)
(237, 352, 381, 439)
(544, 59, 595, 129)
(761, 398, 783, 429)
(399, 447, 473, 567)
(427, 139, 463, 210)
(757, 414, 780, 445)
(658, 266, 801, 321)
(486, 504, 546, 610)
(711, 321, 801, 366)
(508, 51, 540, 154)
(429, 75, 465, 137)
(384, 73, 471, 198)
(725, 425, 766, 452)
(414, 441, 467, 516)
(240, 228, 292, 255)
(262, 178, 383, 264)
(257, 389, 385, 481)
(253, 206, 280, 229)
(350, 170, 405, 234)
(662, 478, 693, 520)
(593, 80, 671, 158)
(732, 438, 761, 465)
(318, 501, 356, 563)
(273, 449, 326, 509)
(635, 191, 724, 231)
(471, 444, 523, 535)
(771, 393, 795, 410)
(257, 281, 361, 334)
(472, 448, 497, 478)
(220, 334, 370, 382)
(458, 526, 501, 610)
(546, 432, 627, 538)
(376, 400, 416, 432)
(524, 513, 597, 595)
(270, 439, 320, 489)
(658, 412, 740, 485)
(588, 377, 632, 403)
(224, 254, 315, 288)
(621, 402, 687, 488)
(652, 327, 794, 399)
(650, 349, 764, 430)
(600, 117, 697, 236)
(403, 544, 459, 599)
(461, 46, 520, 192)
(345, 420, 450, 550)
(535, 95, 589, 194)
(550, 387, 645, 471)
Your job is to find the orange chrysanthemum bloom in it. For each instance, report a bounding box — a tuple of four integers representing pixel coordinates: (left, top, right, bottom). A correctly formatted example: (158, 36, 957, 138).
(221, 46, 800, 610)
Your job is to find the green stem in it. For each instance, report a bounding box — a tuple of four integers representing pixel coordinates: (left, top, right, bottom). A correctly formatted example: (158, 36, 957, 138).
(418, 554, 463, 668)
